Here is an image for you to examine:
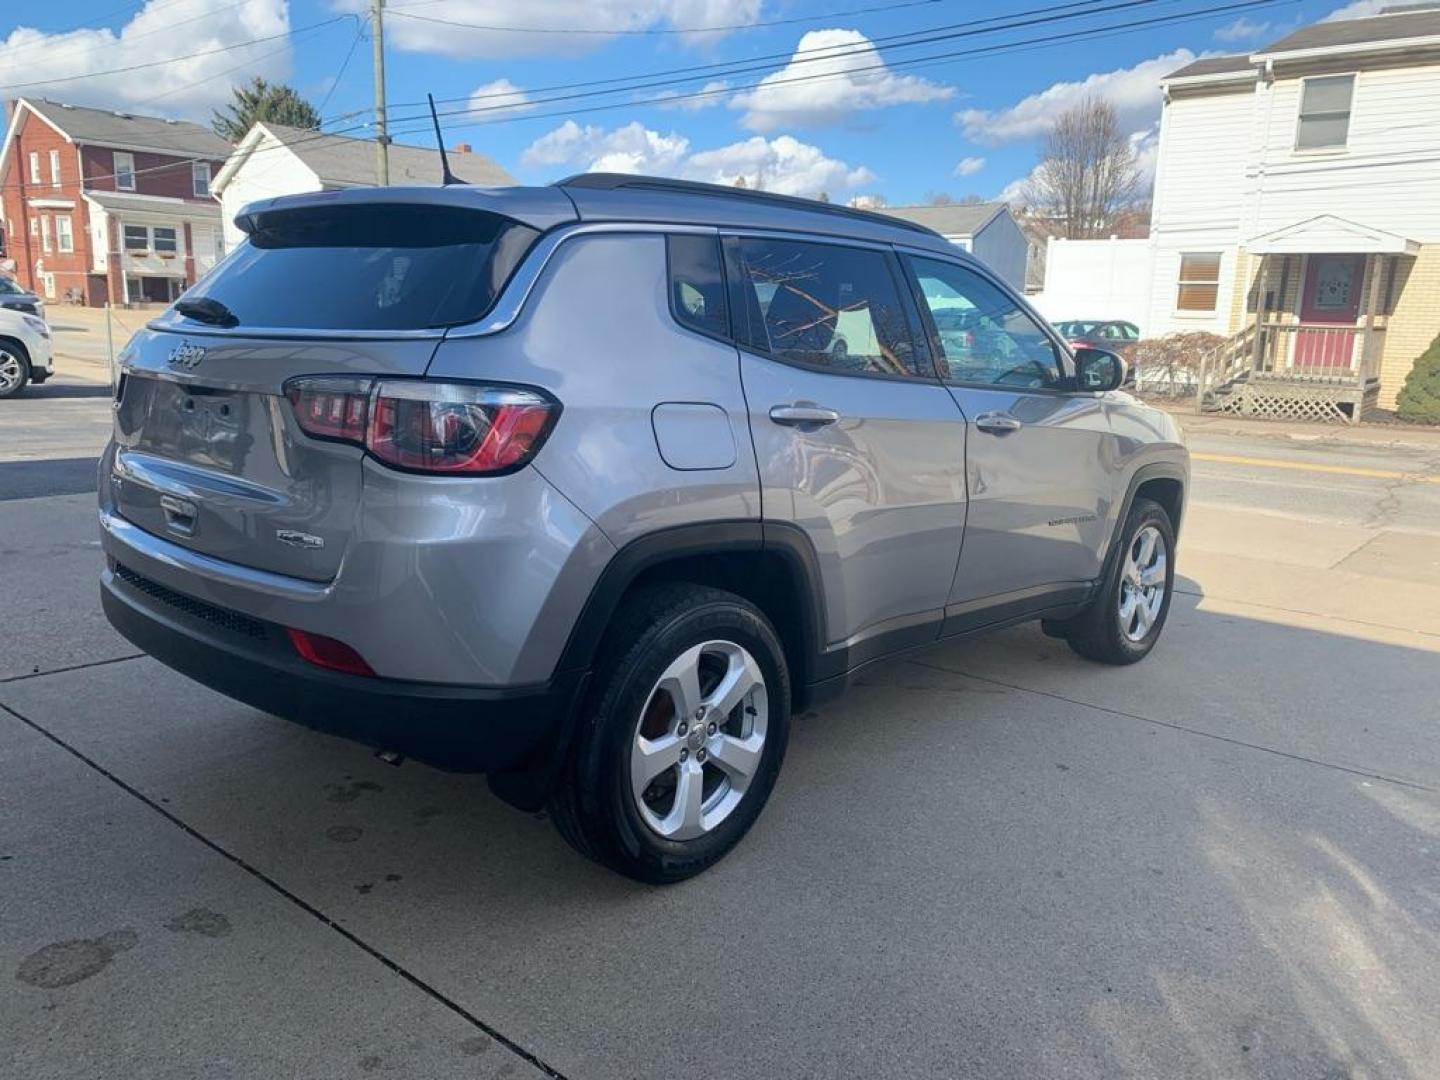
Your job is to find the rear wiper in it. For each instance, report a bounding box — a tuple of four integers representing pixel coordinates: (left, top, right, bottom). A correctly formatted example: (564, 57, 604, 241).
(174, 296, 239, 328)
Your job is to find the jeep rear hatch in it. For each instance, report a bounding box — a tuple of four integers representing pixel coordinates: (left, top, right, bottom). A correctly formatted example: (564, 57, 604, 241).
(110, 194, 568, 582)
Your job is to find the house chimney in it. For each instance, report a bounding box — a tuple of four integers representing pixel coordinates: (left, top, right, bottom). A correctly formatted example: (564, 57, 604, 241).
(452, 142, 472, 154)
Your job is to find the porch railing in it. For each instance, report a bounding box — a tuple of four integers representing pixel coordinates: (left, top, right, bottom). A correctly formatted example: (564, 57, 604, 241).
(1250, 322, 1384, 381)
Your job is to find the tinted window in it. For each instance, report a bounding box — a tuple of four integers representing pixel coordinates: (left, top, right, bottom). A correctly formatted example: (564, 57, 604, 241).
(185, 205, 538, 331)
(733, 238, 922, 378)
(667, 234, 728, 339)
(907, 257, 1064, 389)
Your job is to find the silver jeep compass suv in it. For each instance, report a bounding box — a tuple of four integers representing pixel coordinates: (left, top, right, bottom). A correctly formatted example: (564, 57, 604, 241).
(99, 176, 1188, 882)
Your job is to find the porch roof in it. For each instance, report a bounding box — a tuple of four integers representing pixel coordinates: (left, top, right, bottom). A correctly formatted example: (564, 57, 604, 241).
(1245, 214, 1420, 256)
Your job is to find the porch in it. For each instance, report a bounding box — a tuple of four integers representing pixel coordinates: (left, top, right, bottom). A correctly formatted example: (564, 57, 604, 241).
(1196, 216, 1420, 423)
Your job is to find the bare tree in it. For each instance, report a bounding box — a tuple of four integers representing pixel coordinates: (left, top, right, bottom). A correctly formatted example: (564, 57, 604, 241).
(1023, 96, 1141, 239)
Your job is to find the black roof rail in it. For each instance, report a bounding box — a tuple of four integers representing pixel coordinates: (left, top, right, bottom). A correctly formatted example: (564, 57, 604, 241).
(555, 172, 941, 239)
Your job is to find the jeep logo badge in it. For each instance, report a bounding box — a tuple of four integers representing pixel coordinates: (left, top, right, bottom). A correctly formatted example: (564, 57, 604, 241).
(168, 343, 206, 370)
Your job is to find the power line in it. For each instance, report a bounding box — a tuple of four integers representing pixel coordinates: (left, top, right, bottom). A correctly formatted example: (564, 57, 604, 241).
(384, 0, 950, 36)
(380, 0, 1129, 114)
(0, 15, 350, 91)
(385, 0, 1291, 135)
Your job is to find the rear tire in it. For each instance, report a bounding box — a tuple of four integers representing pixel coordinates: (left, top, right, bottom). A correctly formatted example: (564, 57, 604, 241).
(549, 583, 790, 884)
(0, 341, 30, 399)
(1056, 497, 1175, 665)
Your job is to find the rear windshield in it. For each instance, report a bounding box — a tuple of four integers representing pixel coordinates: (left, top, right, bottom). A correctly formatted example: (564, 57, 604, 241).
(186, 204, 538, 331)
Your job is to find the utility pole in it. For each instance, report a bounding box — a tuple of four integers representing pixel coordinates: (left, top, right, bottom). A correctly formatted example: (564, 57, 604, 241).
(370, 0, 389, 185)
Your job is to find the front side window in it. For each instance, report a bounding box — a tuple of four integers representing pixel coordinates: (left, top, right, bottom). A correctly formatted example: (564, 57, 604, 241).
(1176, 253, 1221, 312)
(152, 226, 178, 254)
(28, 151, 40, 184)
(41, 215, 52, 253)
(193, 162, 211, 197)
(667, 234, 728, 339)
(56, 215, 74, 253)
(124, 224, 149, 251)
(114, 152, 136, 190)
(906, 256, 1063, 389)
(731, 237, 921, 377)
(1297, 74, 1354, 151)
(49, 149, 61, 187)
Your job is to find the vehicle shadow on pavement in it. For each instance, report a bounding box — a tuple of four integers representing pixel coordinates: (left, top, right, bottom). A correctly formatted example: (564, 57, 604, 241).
(17, 383, 113, 400)
(3, 593, 1438, 1079)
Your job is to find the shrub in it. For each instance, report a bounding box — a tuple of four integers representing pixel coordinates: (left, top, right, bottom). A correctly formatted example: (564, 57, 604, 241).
(1129, 332, 1227, 392)
(1395, 333, 1440, 425)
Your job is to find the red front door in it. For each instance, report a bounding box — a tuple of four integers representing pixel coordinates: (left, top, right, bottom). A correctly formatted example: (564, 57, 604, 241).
(1295, 254, 1364, 368)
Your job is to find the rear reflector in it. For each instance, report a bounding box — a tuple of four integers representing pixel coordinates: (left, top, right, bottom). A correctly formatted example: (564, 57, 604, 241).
(282, 377, 559, 476)
(286, 627, 375, 677)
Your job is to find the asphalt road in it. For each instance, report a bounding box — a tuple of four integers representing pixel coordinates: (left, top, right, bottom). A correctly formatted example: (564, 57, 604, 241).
(4, 359, 1439, 1079)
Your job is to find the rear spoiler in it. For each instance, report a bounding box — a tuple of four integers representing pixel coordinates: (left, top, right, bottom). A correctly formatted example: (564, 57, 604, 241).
(234, 185, 578, 237)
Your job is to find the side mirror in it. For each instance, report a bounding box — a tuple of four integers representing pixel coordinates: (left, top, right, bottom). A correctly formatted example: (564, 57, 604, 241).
(1073, 347, 1127, 392)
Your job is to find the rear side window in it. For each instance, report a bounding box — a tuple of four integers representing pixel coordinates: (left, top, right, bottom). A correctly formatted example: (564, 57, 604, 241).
(666, 234, 728, 339)
(731, 237, 922, 378)
(187, 204, 538, 331)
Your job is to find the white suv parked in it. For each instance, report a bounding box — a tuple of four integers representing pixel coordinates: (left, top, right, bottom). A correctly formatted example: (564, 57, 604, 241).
(0, 306, 55, 398)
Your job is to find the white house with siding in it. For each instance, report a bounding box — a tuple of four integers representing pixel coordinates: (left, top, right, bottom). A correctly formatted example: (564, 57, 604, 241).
(1144, 4, 1440, 419)
(879, 202, 1029, 291)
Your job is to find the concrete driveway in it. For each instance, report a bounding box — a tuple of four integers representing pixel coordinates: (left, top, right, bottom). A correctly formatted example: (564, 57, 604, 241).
(4, 365, 1439, 1079)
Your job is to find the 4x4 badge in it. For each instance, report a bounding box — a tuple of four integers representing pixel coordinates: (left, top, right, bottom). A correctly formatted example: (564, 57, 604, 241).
(168, 343, 206, 369)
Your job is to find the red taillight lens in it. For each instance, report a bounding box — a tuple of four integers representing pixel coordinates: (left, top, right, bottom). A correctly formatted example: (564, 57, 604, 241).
(282, 377, 559, 475)
(286, 627, 375, 677)
(367, 382, 558, 474)
(285, 377, 372, 442)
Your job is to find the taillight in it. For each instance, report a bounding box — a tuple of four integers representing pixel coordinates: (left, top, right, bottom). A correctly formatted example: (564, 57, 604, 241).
(286, 627, 375, 677)
(282, 377, 559, 475)
(285, 377, 371, 443)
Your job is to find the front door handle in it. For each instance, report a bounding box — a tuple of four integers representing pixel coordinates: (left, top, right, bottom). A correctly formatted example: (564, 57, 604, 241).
(974, 411, 1023, 435)
(770, 404, 841, 427)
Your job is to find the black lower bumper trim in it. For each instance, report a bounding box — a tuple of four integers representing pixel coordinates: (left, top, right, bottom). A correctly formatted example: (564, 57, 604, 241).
(101, 574, 580, 773)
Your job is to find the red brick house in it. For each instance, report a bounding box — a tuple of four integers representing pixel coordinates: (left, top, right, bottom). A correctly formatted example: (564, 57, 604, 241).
(0, 98, 231, 306)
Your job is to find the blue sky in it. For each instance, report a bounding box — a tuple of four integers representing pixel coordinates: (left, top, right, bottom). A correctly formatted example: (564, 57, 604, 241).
(0, 0, 1388, 204)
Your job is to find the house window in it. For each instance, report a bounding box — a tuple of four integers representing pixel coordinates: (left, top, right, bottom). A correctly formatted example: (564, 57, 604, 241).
(192, 162, 211, 197)
(56, 216, 74, 253)
(50, 149, 61, 187)
(124, 224, 149, 251)
(1176, 253, 1221, 312)
(28, 151, 40, 184)
(1297, 75, 1355, 151)
(41, 215, 52, 253)
(30, 217, 38, 238)
(153, 226, 178, 255)
(114, 151, 136, 191)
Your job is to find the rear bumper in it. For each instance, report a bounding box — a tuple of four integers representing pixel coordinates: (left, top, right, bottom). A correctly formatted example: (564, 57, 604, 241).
(101, 564, 583, 772)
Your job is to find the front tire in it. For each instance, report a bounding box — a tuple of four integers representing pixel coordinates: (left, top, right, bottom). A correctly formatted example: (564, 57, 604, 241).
(0, 342, 31, 399)
(550, 583, 791, 884)
(1055, 497, 1175, 665)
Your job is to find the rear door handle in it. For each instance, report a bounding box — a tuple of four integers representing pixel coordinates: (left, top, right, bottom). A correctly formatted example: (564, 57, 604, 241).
(974, 412, 1022, 435)
(769, 404, 841, 427)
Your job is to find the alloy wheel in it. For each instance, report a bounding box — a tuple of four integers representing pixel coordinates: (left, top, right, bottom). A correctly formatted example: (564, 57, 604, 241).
(1118, 524, 1167, 642)
(0, 350, 22, 394)
(630, 640, 769, 841)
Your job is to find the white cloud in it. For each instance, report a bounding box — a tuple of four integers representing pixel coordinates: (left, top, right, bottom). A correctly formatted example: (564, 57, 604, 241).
(0, 0, 292, 120)
(654, 80, 731, 110)
(731, 28, 952, 131)
(467, 78, 532, 118)
(332, 0, 762, 59)
(1324, 1, 1386, 20)
(847, 194, 887, 209)
(958, 49, 1196, 144)
(521, 120, 875, 197)
(953, 156, 985, 178)
(1214, 16, 1271, 42)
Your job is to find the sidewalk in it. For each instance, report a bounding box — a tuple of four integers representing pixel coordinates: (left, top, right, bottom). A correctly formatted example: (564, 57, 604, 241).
(1157, 400, 1440, 450)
